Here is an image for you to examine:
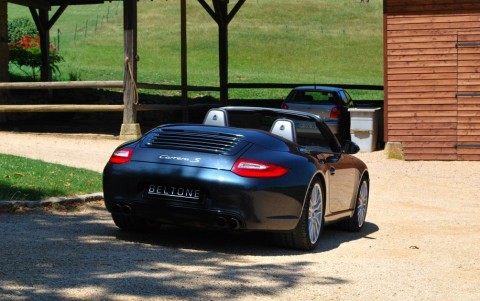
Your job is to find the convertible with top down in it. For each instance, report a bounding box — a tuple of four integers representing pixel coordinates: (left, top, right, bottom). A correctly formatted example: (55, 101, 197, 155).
(103, 107, 369, 250)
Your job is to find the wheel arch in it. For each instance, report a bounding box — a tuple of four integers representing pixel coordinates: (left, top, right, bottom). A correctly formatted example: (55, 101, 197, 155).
(303, 171, 327, 213)
(348, 169, 370, 213)
(360, 170, 370, 184)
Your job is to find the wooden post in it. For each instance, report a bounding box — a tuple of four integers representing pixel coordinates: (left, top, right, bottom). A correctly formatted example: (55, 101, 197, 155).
(0, 0, 7, 85)
(39, 9, 51, 82)
(120, 0, 141, 140)
(0, 0, 8, 123)
(217, 0, 229, 105)
(181, 0, 189, 121)
(198, 0, 245, 106)
(30, 6, 68, 92)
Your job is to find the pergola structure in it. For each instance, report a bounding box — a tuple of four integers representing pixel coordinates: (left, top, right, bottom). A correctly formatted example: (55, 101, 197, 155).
(0, 0, 245, 138)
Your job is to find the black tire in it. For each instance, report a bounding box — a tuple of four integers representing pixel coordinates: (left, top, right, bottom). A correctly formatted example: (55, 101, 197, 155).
(275, 179, 324, 251)
(340, 176, 369, 232)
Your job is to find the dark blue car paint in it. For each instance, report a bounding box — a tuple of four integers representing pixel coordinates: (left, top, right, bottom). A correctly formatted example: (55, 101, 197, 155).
(103, 107, 368, 232)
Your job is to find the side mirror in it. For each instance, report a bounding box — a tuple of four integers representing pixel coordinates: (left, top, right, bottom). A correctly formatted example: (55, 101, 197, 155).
(342, 141, 360, 154)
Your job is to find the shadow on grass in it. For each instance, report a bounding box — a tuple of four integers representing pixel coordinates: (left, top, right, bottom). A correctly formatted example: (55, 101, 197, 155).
(0, 182, 65, 202)
(0, 206, 378, 300)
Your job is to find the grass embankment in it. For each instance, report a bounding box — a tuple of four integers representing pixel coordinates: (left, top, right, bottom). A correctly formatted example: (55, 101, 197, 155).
(7, 0, 383, 100)
(0, 154, 102, 201)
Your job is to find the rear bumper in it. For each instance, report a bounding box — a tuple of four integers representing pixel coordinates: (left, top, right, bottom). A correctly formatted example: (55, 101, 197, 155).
(103, 162, 308, 231)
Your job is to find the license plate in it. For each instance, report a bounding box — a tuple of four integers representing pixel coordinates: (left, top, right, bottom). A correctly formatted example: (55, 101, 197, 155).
(145, 184, 202, 202)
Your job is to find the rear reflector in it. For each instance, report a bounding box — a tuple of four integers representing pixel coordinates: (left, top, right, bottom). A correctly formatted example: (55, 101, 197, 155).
(109, 148, 134, 164)
(232, 159, 288, 178)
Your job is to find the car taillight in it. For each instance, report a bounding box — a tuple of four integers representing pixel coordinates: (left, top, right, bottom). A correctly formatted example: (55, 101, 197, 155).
(109, 148, 134, 164)
(232, 159, 288, 178)
(281, 103, 289, 110)
(329, 107, 341, 119)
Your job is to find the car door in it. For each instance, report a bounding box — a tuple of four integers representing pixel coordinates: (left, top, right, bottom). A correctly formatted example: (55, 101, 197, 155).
(296, 118, 357, 213)
(324, 154, 357, 213)
(312, 120, 357, 213)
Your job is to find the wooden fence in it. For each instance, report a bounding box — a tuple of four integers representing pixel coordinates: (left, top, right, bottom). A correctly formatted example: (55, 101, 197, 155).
(0, 81, 383, 113)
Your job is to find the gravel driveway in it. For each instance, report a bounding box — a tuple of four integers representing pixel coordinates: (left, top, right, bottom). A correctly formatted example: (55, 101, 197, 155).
(1, 132, 479, 300)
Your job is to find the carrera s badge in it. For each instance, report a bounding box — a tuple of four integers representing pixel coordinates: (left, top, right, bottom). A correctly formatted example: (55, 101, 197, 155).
(159, 155, 201, 163)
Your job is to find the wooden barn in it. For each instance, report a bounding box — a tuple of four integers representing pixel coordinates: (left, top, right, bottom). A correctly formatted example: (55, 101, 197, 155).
(384, 0, 480, 160)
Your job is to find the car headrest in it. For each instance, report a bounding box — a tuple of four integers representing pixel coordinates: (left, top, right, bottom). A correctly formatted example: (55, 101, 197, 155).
(270, 118, 296, 142)
(203, 108, 229, 127)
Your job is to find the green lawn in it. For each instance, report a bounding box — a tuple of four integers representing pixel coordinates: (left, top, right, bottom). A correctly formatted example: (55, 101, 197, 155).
(7, 0, 383, 100)
(0, 154, 102, 201)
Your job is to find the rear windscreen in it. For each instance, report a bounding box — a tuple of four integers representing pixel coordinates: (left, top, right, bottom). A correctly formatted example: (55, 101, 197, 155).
(287, 91, 337, 104)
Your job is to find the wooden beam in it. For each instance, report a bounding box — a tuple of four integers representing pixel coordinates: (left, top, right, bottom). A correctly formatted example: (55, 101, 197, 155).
(48, 4, 68, 30)
(29, 7, 43, 32)
(226, 0, 245, 24)
(0, 81, 123, 89)
(9, 0, 50, 10)
(50, 0, 105, 5)
(0, 103, 214, 113)
(0, 105, 124, 113)
(197, 0, 218, 22)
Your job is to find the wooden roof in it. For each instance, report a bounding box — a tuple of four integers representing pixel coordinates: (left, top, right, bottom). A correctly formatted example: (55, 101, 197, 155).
(8, 0, 108, 10)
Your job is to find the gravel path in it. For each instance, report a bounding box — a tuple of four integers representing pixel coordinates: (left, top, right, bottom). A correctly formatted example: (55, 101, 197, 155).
(1, 131, 479, 300)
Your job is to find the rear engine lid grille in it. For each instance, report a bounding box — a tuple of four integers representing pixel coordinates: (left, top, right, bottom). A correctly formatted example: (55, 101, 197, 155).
(143, 129, 246, 155)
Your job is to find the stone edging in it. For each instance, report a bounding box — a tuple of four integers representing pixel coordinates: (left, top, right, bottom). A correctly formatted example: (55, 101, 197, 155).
(0, 192, 104, 209)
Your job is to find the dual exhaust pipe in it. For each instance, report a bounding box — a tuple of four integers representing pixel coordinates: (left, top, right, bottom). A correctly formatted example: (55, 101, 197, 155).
(216, 216, 241, 230)
(113, 204, 133, 216)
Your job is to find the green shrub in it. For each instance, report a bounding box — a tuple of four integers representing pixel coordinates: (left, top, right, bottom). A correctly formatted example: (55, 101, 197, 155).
(8, 17, 64, 79)
(9, 35, 64, 79)
(7, 17, 37, 43)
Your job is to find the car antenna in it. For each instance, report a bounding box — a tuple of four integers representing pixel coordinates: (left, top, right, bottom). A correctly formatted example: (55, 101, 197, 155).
(314, 75, 317, 89)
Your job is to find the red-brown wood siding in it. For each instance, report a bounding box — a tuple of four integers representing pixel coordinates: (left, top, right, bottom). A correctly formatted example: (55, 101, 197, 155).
(457, 31, 480, 160)
(385, 0, 480, 160)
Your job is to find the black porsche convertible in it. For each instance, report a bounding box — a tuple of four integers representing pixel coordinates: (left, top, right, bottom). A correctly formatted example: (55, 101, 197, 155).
(103, 107, 369, 250)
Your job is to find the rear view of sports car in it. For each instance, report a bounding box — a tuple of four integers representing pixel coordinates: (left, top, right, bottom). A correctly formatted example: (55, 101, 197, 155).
(103, 107, 369, 250)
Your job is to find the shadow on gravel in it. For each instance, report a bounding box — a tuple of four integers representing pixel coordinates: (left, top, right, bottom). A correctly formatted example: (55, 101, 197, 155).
(0, 208, 377, 300)
(114, 222, 379, 256)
